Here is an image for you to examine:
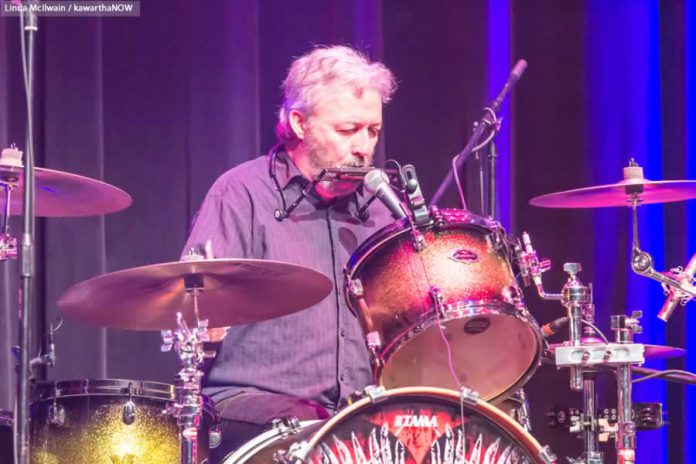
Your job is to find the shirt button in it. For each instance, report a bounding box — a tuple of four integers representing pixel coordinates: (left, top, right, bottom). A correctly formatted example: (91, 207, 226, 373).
(340, 329, 346, 337)
(339, 373, 346, 382)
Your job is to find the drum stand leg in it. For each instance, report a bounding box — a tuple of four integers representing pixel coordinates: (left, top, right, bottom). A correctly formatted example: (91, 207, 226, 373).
(581, 372, 603, 464)
(161, 277, 209, 464)
(612, 315, 638, 464)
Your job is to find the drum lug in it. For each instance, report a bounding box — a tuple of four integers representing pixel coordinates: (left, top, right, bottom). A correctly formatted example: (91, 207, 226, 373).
(271, 416, 302, 438)
(459, 387, 480, 405)
(366, 331, 382, 351)
(122, 400, 137, 425)
(347, 278, 364, 298)
(538, 445, 558, 463)
(47, 401, 65, 426)
(429, 286, 446, 318)
(277, 440, 312, 464)
(208, 424, 221, 449)
(364, 385, 387, 403)
(502, 285, 525, 309)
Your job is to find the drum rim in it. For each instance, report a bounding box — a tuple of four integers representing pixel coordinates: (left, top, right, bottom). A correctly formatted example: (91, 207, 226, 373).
(375, 301, 543, 403)
(303, 386, 550, 463)
(32, 378, 175, 401)
(345, 208, 504, 277)
(222, 420, 321, 463)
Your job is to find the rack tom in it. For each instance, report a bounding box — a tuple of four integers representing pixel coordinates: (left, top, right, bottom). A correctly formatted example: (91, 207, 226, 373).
(345, 208, 542, 402)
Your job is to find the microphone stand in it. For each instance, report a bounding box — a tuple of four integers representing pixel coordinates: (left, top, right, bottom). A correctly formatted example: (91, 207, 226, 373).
(430, 60, 526, 210)
(16, 4, 39, 464)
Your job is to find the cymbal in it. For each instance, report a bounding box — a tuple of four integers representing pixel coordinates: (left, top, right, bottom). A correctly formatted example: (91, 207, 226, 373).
(546, 343, 685, 360)
(58, 259, 333, 331)
(530, 179, 696, 208)
(1, 166, 132, 216)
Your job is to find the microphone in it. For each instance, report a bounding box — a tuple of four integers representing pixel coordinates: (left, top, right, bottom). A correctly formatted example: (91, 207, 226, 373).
(490, 59, 528, 113)
(364, 169, 407, 220)
(541, 316, 569, 338)
(658, 252, 696, 322)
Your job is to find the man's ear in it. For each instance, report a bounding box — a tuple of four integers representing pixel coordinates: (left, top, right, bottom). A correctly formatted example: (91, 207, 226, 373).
(288, 109, 307, 140)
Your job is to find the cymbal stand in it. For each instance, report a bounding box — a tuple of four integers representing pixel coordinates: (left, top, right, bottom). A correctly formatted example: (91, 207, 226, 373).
(625, 163, 696, 320)
(610, 313, 642, 464)
(161, 274, 210, 464)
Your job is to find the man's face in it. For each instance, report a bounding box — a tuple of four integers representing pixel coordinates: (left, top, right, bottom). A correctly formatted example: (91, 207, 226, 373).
(294, 86, 383, 199)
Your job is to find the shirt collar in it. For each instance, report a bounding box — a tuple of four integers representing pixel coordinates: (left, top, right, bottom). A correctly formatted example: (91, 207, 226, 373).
(268, 145, 367, 215)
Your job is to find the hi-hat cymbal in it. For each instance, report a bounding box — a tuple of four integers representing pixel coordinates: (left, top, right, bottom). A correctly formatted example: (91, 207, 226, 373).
(1, 166, 132, 216)
(58, 259, 333, 331)
(530, 179, 696, 208)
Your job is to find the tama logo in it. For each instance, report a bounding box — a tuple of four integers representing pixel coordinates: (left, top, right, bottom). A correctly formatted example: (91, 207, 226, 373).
(393, 414, 438, 428)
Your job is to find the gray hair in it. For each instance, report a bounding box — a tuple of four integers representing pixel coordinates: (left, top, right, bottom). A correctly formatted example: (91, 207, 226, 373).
(276, 45, 397, 143)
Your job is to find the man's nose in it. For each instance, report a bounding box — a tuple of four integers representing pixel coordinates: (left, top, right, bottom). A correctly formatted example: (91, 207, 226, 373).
(351, 129, 372, 158)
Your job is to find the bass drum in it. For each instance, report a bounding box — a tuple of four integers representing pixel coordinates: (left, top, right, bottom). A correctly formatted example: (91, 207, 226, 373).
(30, 379, 217, 464)
(345, 208, 542, 402)
(223, 387, 555, 464)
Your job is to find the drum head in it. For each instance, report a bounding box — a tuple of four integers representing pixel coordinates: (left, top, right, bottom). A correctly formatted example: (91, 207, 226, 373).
(298, 387, 551, 463)
(380, 305, 541, 402)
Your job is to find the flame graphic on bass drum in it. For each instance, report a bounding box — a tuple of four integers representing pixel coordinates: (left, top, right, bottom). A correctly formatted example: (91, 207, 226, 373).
(314, 423, 529, 464)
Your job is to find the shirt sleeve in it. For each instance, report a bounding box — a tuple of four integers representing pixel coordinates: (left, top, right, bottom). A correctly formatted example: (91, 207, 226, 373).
(181, 180, 255, 259)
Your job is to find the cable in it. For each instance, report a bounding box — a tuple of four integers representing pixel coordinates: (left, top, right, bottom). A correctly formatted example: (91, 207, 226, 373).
(633, 369, 696, 384)
(581, 319, 610, 344)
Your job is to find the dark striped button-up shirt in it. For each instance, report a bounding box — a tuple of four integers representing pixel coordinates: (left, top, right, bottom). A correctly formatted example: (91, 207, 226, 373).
(182, 151, 393, 422)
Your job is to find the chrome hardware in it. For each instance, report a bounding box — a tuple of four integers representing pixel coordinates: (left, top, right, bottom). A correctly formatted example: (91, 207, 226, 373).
(47, 401, 65, 426)
(347, 278, 364, 298)
(122, 400, 137, 425)
(538, 446, 558, 464)
(364, 385, 387, 403)
(429, 285, 445, 318)
(459, 387, 480, 404)
(271, 416, 302, 438)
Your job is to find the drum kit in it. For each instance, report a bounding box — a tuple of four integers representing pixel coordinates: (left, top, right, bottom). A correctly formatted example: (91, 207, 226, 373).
(3, 138, 696, 464)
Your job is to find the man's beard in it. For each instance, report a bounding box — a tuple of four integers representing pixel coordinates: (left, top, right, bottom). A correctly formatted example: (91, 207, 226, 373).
(304, 132, 370, 199)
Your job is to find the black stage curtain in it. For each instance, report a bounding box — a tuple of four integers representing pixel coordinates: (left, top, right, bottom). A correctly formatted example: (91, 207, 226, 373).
(0, 1, 691, 462)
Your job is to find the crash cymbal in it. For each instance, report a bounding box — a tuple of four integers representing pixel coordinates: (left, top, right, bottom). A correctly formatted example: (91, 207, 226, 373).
(1, 166, 132, 216)
(530, 160, 696, 208)
(546, 343, 685, 360)
(530, 179, 696, 208)
(58, 259, 332, 331)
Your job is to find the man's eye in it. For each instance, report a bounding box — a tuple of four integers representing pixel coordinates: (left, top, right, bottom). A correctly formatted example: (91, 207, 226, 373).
(369, 128, 381, 137)
(338, 128, 357, 135)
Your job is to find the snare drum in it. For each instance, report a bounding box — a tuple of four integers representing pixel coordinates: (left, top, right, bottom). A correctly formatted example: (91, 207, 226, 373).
(345, 208, 542, 402)
(223, 386, 555, 463)
(30, 379, 216, 464)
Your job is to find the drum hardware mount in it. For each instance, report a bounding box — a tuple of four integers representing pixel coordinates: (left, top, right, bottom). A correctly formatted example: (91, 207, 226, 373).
(518, 232, 643, 463)
(160, 276, 211, 464)
(624, 170, 696, 321)
(548, 402, 665, 434)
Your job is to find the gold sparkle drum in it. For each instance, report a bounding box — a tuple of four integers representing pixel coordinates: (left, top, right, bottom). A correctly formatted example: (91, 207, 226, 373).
(30, 379, 216, 464)
(345, 208, 542, 402)
(223, 386, 555, 464)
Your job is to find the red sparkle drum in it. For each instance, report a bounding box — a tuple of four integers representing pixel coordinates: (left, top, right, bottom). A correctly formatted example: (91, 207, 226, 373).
(30, 379, 217, 464)
(223, 387, 555, 463)
(344, 208, 542, 402)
